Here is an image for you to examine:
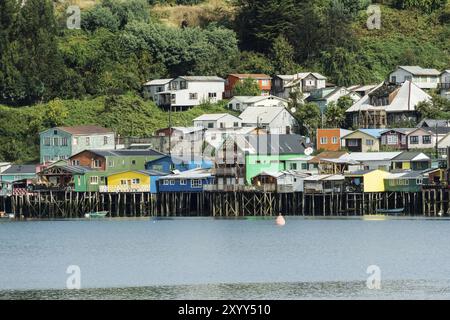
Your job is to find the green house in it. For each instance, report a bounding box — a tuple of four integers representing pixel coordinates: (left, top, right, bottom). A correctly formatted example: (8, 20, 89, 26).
(384, 171, 424, 192)
(74, 171, 109, 192)
(244, 134, 307, 184)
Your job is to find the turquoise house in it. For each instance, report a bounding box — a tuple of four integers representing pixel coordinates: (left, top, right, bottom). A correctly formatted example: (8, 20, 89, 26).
(39, 125, 115, 164)
(0, 165, 38, 183)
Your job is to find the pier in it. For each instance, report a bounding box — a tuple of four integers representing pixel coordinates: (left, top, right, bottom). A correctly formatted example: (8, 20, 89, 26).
(1, 188, 449, 218)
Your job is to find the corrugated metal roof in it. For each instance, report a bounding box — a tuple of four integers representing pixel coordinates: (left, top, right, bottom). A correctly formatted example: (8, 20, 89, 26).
(86, 149, 166, 158)
(178, 76, 225, 82)
(392, 152, 431, 162)
(340, 152, 401, 162)
(229, 74, 272, 80)
(1, 165, 37, 175)
(144, 79, 173, 86)
(239, 106, 286, 124)
(193, 113, 240, 121)
(399, 66, 441, 76)
(53, 125, 114, 135)
(245, 134, 306, 155)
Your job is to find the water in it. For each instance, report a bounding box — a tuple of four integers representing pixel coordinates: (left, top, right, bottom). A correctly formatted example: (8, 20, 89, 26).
(1, 217, 450, 299)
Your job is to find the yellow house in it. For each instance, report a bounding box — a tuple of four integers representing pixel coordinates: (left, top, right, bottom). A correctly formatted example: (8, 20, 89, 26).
(102, 170, 164, 193)
(345, 169, 391, 193)
(341, 129, 382, 153)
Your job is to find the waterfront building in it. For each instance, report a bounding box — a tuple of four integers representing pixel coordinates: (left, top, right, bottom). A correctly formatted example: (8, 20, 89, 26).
(341, 129, 384, 152)
(158, 168, 214, 193)
(39, 125, 115, 164)
(380, 129, 414, 151)
(316, 128, 353, 152)
(0, 165, 38, 183)
(251, 171, 310, 193)
(303, 175, 345, 193)
(272, 72, 327, 100)
(345, 169, 391, 193)
(384, 171, 425, 193)
(100, 170, 167, 193)
(391, 152, 431, 171)
(145, 155, 212, 173)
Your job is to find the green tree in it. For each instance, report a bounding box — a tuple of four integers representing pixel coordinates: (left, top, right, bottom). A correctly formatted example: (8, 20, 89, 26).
(232, 78, 261, 96)
(43, 99, 69, 128)
(271, 35, 299, 74)
(324, 102, 346, 128)
(294, 101, 321, 137)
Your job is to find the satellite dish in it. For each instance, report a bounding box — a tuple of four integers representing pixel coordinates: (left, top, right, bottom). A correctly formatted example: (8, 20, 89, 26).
(304, 147, 314, 156)
(290, 107, 297, 113)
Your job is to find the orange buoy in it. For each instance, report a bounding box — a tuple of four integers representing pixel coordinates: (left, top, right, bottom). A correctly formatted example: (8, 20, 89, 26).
(276, 214, 286, 226)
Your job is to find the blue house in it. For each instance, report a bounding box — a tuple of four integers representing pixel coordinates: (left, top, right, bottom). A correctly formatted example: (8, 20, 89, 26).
(145, 155, 212, 173)
(158, 169, 214, 193)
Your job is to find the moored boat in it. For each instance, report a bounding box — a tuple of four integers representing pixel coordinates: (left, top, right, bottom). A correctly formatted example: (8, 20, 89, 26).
(375, 208, 404, 216)
(85, 211, 108, 219)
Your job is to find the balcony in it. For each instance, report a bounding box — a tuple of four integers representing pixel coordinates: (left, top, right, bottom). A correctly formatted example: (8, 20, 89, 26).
(438, 83, 450, 89)
(99, 185, 151, 193)
(213, 167, 245, 177)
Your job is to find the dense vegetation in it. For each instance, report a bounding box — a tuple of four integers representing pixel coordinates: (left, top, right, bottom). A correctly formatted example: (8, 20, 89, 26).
(0, 0, 449, 163)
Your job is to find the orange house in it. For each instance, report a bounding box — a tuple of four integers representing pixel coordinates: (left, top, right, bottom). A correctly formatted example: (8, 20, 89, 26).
(317, 129, 353, 152)
(225, 74, 272, 98)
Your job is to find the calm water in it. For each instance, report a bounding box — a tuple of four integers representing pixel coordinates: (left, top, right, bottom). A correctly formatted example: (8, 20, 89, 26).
(1, 217, 450, 299)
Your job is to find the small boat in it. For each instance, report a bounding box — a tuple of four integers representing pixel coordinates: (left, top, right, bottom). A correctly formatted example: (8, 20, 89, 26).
(85, 211, 108, 219)
(363, 214, 388, 221)
(0, 212, 15, 220)
(375, 208, 404, 216)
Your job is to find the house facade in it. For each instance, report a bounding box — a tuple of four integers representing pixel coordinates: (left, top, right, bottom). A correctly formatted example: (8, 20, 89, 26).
(40, 126, 115, 164)
(156, 76, 225, 111)
(100, 170, 166, 193)
(439, 70, 450, 100)
(239, 106, 298, 134)
(224, 74, 272, 98)
(407, 128, 437, 150)
(346, 81, 430, 129)
(391, 152, 431, 171)
(158, 169, 214, 193)
(389, 66, 440, 90)
(193, 113, 242, 129)
(317, 129, 353, 152)
(142, 79, 173, 102)
(341, 129, 382, 153)
(306, 87, 360, 112)
(272, 72, 327, 100)
(345, 169, 390, 193)
(227, 95, 288, 112)
(0, 165, 38, 183)
(380, 129, 413, 151)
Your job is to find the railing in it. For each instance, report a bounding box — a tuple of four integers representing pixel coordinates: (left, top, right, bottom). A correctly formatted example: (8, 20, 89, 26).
(99, 185, 151, 193)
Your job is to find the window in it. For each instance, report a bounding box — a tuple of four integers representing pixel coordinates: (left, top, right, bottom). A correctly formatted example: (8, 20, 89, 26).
(86, 137, 90, 146)
(92, 160, 101, 168)
(387, 135, 398, 145)
(320, 137, 328, 145)
(77, 176, 81, 185)
(163, 180, 169, 185)
(366, 139, 374, 146)
(54, 138, 59, 146)
(208, 92, 217, 98)
(220, 122, 225, 129)
(405, 75, 412, 81)
(170, 180, 175, 186)
(180, 81, 187, 89)
(152, 165, 163, 171)
(189, 93, 198, 100)
(423, 136, 432, 144)
(171, 94, 176, 103)
(44, 137, 51, 146)
(236, 103, 241, 110)
(290, 163, 298, 170)
(180, 180, 187, 185)
(73, 137, 79, 146)
(104, 136, 109, 145)
(391, 76, 397, 83)
(61, 138, 68, 146)
(131, 160, 137, 165)
(191, 179, 202, 188)
(301, 163, 308, 170)
(207, 123, 214, 129)
(54, 130, 58, 135)
(72, 160, 80, 166)
(261, 80, 270, 86)
(108, 160, 114, 167)
(348, 139, 359, 147)
(410, 136, 419, 144)
(228, 103, 233, 109)
(90, 176, 99, 185)
(233, 122, 239, 127)
(332, 137, 338, 145)
(132, 179, 140, 185)
(416, 178, 423, 185)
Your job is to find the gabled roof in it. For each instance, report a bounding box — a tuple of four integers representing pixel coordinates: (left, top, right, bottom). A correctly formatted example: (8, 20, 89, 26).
(245, 134, 306, 155)
(193, 113, 241, 122)
(228, 74, 272, 80)
(144, 79, 173, 86)
(162, 168, 212, 180)
(342, 129, 384, 139)
(1, 165, 37, 175)
(304, 174, 345, 181)
(71, 149, 166, 159)
(239, 106, 288, 124)
(308, 151, 348, 164)
(418, 119, 450, 128)
(397, 66, 441, 76)
(46, 125, 114, 135)
(230, 95, 288, 104)
(177, 76, 225, 82)
(381, 128, 415, 135)
(392, 152, 431, 162)
(339, 152, 401, 162)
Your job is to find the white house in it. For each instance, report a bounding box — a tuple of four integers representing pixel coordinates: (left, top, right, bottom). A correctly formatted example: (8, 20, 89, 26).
(143, 79, 173, 102)
(338, 152, 402, 172)
(389, 66, 441, 90)
(272, 72, 327, 100)
(306, 87, 361, 111)
(440, 70, 450, 100)
(156, 76, 225, 111)
(227, 95, 288, 112)
(239, 106, 298, 134)
(193, 113, 242, 129)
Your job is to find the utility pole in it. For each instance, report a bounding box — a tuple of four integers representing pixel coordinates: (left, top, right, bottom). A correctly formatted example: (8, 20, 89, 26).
(168, 103, 172, 156)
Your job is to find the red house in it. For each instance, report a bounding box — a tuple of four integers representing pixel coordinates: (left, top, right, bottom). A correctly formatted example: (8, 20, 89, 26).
(224, 74, 272, 98)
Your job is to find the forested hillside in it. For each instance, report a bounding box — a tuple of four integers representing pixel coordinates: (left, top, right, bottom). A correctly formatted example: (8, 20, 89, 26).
(0, 0, 449, 163)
